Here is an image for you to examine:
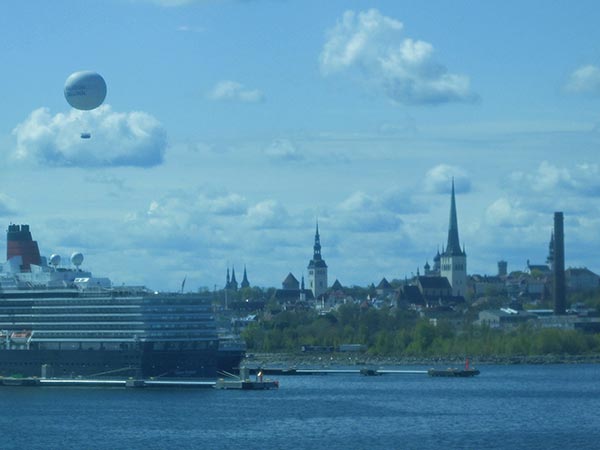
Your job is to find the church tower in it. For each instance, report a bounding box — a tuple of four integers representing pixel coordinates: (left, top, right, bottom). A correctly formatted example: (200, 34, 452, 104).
(241, 265, 250, 289)
(307, 222, 328, 299)
(440, 180, 467, 297)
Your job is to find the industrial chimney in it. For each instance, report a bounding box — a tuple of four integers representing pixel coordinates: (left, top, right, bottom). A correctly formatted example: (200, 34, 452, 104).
(552, 212, 566, 315)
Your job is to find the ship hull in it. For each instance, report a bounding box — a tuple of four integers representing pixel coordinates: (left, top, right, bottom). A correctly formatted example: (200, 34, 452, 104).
(0, 348, 226, 379)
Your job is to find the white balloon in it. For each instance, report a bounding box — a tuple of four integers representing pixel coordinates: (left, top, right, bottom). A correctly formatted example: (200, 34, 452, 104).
(64, 71, 107, 111)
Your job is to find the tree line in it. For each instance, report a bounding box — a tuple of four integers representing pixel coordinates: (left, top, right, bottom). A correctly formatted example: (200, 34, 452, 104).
(241, 301, 600, 358)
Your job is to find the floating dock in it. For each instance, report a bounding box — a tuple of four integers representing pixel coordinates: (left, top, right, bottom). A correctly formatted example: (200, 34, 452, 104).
(427, 368, 480, 377)
(249, 365, 479, 377)
(250, 367, 429, 376)
(0, 377, 216, 388)
(0, 377, 277, 389)
(214, 378, 279, 390)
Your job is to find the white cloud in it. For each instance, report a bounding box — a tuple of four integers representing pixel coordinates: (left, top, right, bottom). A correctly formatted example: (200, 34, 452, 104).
(320, 9, 475, 105)
(338, 191, 375, 212)
(177, 25, 205, 33)
(335, 191, 403, 233)
(565, 65, 600, 95)
(0, 193, 16, 217)
(12, 106, 166, 167)
(485, 198, 534, 228)
(246, 200, 289, 228)
(511, 161, 600, 197)
(208, 80, 264, 103)
(380, 187, 424, 214)
(264, 139, 303, 162)
(423, 164, 471, 194)
(207, 193, 247, 216)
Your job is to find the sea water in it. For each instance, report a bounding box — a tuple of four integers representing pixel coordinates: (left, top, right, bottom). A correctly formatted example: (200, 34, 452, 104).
(1, 364, 599, 450)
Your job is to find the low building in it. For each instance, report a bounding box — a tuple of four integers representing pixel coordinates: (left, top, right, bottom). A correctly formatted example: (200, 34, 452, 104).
(272, 273, 314, 306)
(470, 274, 506, 297)
(477, 309, 537, 329)
(376, 277, 395, 297)
(565, 268, 600, 292)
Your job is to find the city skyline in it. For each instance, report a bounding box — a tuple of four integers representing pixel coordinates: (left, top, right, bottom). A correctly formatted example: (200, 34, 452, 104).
(0, 1, 599, 290)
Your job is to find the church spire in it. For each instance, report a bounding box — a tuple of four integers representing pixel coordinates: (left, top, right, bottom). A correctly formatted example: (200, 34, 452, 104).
(445, 178, 464, 256)
(307, 219, 328, 299)
(313, 220, 322, 261)
(229, 266, 238, 291)
(241, 265, 250, 288)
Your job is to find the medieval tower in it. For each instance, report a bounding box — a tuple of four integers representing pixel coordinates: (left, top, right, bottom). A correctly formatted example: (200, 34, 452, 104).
(440, 180, 467, 297)
(307, 222, 328, 299)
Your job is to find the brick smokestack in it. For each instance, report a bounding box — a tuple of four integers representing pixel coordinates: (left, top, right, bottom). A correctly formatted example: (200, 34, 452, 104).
(553, 212, 566, 315)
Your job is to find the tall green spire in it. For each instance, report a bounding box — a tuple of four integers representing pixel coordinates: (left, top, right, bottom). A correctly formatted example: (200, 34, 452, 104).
(445, 178, 464, 256)
(313, 220, 322, 261)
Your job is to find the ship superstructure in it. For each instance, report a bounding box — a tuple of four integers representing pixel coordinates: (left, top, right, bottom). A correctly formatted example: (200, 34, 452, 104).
(0, 225, 243, 379)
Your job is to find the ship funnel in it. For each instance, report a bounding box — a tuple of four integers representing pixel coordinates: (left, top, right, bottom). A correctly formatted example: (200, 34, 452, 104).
(6, 224, 42, 272)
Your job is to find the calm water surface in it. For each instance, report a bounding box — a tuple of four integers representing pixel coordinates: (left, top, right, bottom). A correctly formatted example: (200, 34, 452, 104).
(1, 364, 599, 450)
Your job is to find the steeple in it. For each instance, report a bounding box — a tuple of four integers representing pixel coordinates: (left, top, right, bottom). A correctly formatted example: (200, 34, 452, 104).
(440, 178, 468, 297)
(241, 265, 250, 288)
(313, 221, 322, 261)
(307, 220, 328, 298)
(445, 178, 464, 256)
(229, 266, 238, 291)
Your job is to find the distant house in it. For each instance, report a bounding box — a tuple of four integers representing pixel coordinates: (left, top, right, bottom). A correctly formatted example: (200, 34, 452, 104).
(470, 274, 506, 297)
(477, 309, 537, 329)
(417, 276, 452, 299)
(375, 277, 394, 297)
(526, 260, 551, 276)
(504, 271, 550, 300)
(566, 268, 600, 292)
(326, 279, 346, 304)
(397, 276, 464, 309)
(272, 272, 314, 306)
(397, 285, 425, 308)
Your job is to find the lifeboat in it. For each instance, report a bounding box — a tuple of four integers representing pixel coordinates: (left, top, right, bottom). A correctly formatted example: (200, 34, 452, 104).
(10, 330, 32, 345)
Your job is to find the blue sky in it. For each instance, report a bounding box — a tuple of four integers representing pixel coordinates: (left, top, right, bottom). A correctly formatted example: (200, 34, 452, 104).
(1, 0, 599, 291)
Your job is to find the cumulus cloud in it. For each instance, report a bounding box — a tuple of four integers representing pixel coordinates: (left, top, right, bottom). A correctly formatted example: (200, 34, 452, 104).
(208, 80, 264, 103)
(0, 194, 16, 216)
(511, 161, 600, 197)
(246, 200, 289, 228)
(565, 65, 600, 95)
(336, 191, 403, 233)
(320, 9, 476, 105)
(142, 191, 248, 224)
(423, 164, 471, 194)
(485, 198, 534, 228)
(380, 186, 424, 214)
(206, 193, 247, 216)
(12, 106, 167, 167)
(264, 139, 303, 162)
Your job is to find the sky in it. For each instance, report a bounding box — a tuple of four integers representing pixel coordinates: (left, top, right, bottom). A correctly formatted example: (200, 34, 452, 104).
(0, 0, 599, 291)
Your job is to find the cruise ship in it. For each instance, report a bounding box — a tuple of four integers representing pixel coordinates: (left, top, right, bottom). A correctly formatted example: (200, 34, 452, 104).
(0, 224, 244, 379)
